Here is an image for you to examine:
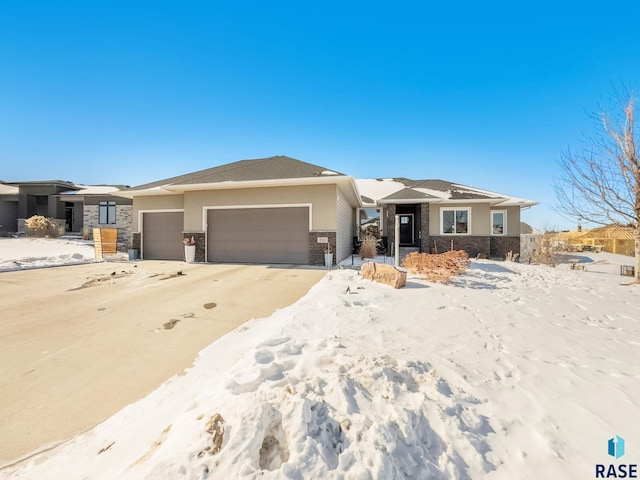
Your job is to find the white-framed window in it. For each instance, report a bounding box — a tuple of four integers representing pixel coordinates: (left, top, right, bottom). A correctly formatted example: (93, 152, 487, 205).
(491, 210, 506, 235)
(440, 207, 470, 235)
(357, 208, 382, 239)
(99, 201, 116, 224)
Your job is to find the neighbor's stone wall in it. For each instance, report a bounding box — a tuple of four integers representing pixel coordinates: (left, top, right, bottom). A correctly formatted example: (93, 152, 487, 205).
(309, 231, 336, 266)
(84, 205, 133, 247)
(183, 231, 205, 262)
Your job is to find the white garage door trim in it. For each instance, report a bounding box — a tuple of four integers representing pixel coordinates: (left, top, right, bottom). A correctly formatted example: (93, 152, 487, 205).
(203, 203, 312, 263)
(139, 209, 184, 260)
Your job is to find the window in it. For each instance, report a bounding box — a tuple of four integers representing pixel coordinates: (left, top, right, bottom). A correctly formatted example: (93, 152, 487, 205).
(99, 201, 116, 224)
(358, 208, 381, 238)
(441, 208, 470, 234)
(491, 211, 506, 235)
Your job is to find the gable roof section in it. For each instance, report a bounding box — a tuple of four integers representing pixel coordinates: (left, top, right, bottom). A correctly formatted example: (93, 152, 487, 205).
(356, 178, 536, 207)
(130, 155, 346, 190)
(381, 187, 439, 202)
(115, 155, 361, 206)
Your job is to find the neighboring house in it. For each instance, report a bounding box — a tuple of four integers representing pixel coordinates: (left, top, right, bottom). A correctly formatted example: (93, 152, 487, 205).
(0, 182, 19, 236)
(520, 222, 542, 235)
(0, 180, 78, 235)
(115, 156, 361, 265)
(57, 185, 132, 244)
(0, 180, 131, 243)
(555, 224, 635, 256)
(356, 178, 537, 258)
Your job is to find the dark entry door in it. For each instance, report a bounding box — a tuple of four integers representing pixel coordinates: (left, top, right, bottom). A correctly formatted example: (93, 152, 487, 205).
(399, 214, 414, 245)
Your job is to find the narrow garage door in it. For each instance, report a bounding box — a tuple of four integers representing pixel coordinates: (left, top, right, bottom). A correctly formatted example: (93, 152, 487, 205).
(142, 212, 184, 260)
(207, 207, 309, 264)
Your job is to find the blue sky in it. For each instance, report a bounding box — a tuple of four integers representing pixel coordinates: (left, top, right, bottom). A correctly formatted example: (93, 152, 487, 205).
(1, 1, 639, 230)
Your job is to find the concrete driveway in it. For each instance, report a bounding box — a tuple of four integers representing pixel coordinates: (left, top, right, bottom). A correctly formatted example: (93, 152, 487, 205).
(0, 261, 326, 465)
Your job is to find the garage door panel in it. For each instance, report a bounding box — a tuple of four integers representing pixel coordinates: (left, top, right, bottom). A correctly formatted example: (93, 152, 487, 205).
(142, 212, 184, 260)
(207, 207, 309, 264)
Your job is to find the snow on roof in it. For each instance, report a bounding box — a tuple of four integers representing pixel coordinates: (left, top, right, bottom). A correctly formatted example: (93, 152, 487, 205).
(0, 183, 19, 195)
(60, 185, 123, 195)
(356, 178, 537, 207)
(413, 187, 451, 200)
(354, 179, 407, 203)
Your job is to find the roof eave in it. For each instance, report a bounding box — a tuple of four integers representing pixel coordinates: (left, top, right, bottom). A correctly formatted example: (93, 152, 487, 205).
(112, 187, 180, 198)
(162, 175, 352, 192)
(494, 200, 539, 208)
(377, 198, 440, 204)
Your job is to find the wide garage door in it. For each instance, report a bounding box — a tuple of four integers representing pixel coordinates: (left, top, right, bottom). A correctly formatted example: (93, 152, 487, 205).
(142, 211, 184, 260)
(207, 207, 309, 264)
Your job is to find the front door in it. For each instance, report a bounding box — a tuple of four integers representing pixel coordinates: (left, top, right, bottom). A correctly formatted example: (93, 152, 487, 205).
(399, 214, 414, 245)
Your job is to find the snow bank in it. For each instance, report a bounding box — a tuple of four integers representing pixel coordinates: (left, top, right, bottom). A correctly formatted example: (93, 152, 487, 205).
(3, 257, 639, 479)
(0, 237, 98, 271)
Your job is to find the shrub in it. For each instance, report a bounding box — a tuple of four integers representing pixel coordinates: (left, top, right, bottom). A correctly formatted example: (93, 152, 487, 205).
(359, 234, 378, 259)
(402, 250, 470, 283)
(25, 215, 62, 238)
(531, 233, 557, 266)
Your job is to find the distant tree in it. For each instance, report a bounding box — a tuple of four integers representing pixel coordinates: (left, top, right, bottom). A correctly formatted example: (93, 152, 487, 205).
(555, 91, 640, 282)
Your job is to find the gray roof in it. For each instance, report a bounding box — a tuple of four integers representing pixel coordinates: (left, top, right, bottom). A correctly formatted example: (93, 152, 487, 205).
(132, 155, 346, 190)
(403, 179, 496, 200)
(380, 187, 439, 201)
(5, 180, 79, 189)
(356, 177, 536, 207)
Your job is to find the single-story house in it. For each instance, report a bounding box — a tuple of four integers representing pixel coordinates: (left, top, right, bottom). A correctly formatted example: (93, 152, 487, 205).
(115, 156, 361, 264)
(355, 178, 537, 259)
(116, 156, 536, 265)
(0, 180, 78, 235)
(57, 185, 132, 244)
(0, 180, 131, 241)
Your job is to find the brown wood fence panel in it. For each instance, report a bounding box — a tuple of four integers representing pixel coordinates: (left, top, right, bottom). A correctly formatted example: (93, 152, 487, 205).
(93, 228, 118, 258)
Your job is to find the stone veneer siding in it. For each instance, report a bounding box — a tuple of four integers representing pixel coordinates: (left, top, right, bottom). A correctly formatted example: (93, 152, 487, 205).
(132, 233, 141, 258)
(489, 236, 521, 258)
(384, 204, 397, 252)
(431, 236, 490, 258)
(309, 231, 336, 266)
(84, 205, 133, 248)
(430, 235, 521, 258)
(183, 232, 206, 262)
(419, 205, 430, 253)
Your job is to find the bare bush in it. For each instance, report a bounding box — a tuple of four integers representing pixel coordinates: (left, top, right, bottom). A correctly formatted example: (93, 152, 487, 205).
(359, 234, 378, 259)
(402, 250, 470, 283)
(25, 215, 62, 238)
(531, 233, 558, 266)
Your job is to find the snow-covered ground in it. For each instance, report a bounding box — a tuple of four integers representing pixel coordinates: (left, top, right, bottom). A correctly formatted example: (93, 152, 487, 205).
(1, 241, 639, 479)
(0, 237, 99, 271)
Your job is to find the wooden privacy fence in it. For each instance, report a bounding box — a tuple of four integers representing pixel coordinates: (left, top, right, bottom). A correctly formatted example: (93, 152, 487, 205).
(93, 228, 118, 258)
